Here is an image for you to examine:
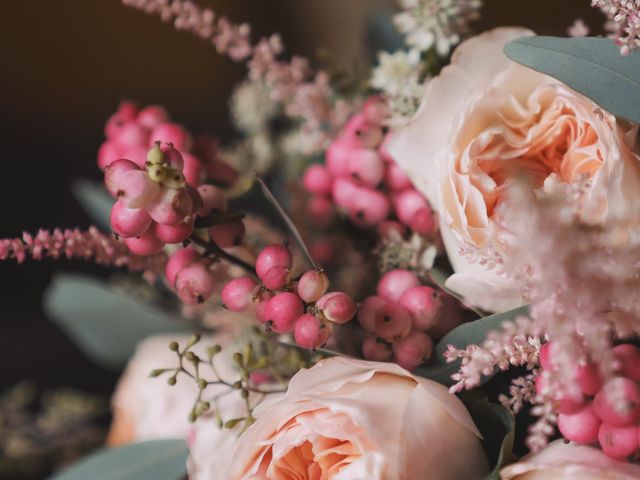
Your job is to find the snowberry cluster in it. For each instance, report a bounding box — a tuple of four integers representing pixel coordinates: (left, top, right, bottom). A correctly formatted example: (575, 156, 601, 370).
(358, 269, 442, 371)
(541, 342, 640, 461)
(302, 98, 435, 236)
(163, 246, 217, 305)
(221, 244, 358, 350)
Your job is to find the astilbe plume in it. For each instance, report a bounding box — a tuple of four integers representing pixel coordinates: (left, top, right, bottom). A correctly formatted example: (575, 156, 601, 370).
(0, 227, 166, 278)
(593, 0, 640, 54)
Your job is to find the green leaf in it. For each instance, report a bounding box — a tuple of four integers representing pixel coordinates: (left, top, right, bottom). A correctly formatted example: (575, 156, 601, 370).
(413, 306, 529, 386)
(462, 397, 516, 480)
(71, 179, 113, 230)
(44, 273, 189, 369)
(504, 36, 640, 123)
(50, 439, 188, 480)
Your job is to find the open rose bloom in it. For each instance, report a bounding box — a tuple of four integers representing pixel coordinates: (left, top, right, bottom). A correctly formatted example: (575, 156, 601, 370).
(196, 357, 489, 480)
(389, 27, 640, 312)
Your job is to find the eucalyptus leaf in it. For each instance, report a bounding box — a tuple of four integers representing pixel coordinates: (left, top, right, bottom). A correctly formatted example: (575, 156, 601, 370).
(504, 36, 640, 123)
(413, 305, 529, 386)
(71, 179, 113, 230)
(50, 439, 188, 480)
(44, 273, 189, 369)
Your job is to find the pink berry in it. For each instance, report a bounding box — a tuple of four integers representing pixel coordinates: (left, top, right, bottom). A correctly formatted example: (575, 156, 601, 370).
(297, 270, 329, 303)
(294, 314, 332, 349)
(105, 102, 138, 139)
(113, 122, 149, 148)
(263, 292, 304, 334)
(120, 144, 148, 169)
(429, 294, 463, 339)
(159, 142, 185, 171)
(326, 140, 352, 178)
(377, 221, 406, 240)
(576, 362, 603, 396)
(110, 200, 152, 238)
(613, 344, 640, 382)
(197, 184, 227, 215)
(539, 343, 553, 370)
(206, 160, 238, 187)
(310, 242, 334, 266)
(147, 187, 194, 226)
(594, 378, 640, 426)
(410, 207, 436, 236)
(150, 122, 192, 151)
(175, 262, 216, 305)
(377, 269, 420, 302)
(104, 159, 140, 197)
(348, 149, 384, 188)
(348, 187, 391, 227)
(97, 140, 123, 170)
(358, 295, 390, 332)
(165, 247, 199, 288)
(535, 372, 585, 414)
(384, 163, 412, 191)
(331, 178, 360, 209)
(362, 335, 392, 361)
(260, 265, 291, 291)
(599, 423, 639, 460)
(256, 245, 292, 282)
(182, 153, 203, 186)
(123, 229, 164, 256)
(374, 303, 412, 343)
(209, 220, 245, 248)
(221, 277, 258, 312)
(394, 190, 428, 226)
(136, 105, 169, 130)
(362, 97, 390, 125)
(393, 330, 433, 371)
(399, 286, 442, 331)
(307, 196, 334, 225)
(184, 185, 203, 216)
(254, 289, 274, 325)
(316, 292, 358, 324)
(557, 403, 601, 444)
(154, 220, 194, 244)
(303, 165, 333, 195)
(116, 170, 160, 209)
(341, 114, 383, 149)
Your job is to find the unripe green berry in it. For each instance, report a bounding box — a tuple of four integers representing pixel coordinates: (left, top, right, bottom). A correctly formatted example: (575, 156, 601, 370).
(147, 143, 164, 165)
(169, 341, 179, 351)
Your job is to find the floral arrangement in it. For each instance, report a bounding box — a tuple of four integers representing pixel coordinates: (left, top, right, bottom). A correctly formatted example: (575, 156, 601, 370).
(6, 0, 640, 479)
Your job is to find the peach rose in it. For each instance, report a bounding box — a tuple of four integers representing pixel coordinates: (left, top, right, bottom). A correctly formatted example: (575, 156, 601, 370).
(213, 357, 489, 479)
(500, 440, 640, 480)
(388, 27, 640, 312)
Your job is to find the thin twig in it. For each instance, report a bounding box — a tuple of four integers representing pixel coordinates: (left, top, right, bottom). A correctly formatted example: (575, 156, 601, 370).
(189, 234, 256, 276)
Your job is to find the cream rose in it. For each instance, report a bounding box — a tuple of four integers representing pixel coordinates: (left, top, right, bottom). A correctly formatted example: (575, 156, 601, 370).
(388, 27, 640, 312)
(211, 357, 489, 480)
(500, 440, 640, 480)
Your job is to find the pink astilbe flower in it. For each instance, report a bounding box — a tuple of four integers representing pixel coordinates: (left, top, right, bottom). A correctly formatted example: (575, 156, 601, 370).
(499, 373, 538, 415)
(0, 227, 166, 278)
(592, 0, 640, 54)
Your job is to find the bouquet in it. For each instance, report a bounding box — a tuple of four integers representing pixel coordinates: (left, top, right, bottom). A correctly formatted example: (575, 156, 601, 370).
(4, 1, 640, 479)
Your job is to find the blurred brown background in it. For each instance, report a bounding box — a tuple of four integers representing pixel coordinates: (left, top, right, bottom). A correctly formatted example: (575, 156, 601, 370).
(0, 0, 601, 445)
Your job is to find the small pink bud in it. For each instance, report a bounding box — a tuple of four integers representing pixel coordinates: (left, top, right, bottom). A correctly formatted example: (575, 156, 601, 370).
(599, 423, 639, 460)
(150, 122, 192, 151)
(399, 286, 442, 331)
(256, 245, 292, 282)
(159, 142, 184, 171)
(209, 220, 245, 248)
(303, 164, 333, 195)
(165, 247, 199, 288)
(348, 187, 391, 227)
(613, 344, 640, 382)
(294, 314, 332, 349)
(123, 229, 164, 256)
(307, 196, 334, 226)
(197, 184, 227, 216)
(104, 159, 140, 197)
(377, 269, 420, 302)
(175, 262, 216, 305)
(116, 170, 160, 208)
(557, 403, 601, 444)
(263, 292, 304, 334)
(136, 105, 169, 130)
(110, 201, 152, 238)
(316, 292, 357, 324)
(326, 140, 352, 178)
(594, 377, 640, 426)
(221, 277, 258, 312)
(409, 207, 436, 236)
(182, 153, 203, 186)
(362, 335, 392, 361)
(154, 220, 194, 244)
(374, 303, 412, 342)
(98, 141, 124, 170)
(393, 330, 433, 371)
(348, 149, 384, 188)
(358, 295, 389, 332)
(147, 187, 194, 226)
(384, 162, 412, 191)
(297, 270, 330, 303)
(394, 190, 429, 226)
(113, 122, 149, 148)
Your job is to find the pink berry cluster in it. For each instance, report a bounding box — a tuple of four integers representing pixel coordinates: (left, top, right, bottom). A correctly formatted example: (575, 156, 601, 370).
(221, 244, 358, 350)
(302, 98, 435, 235)
(164, 246, 217, 305)
(541, 342, 640, 460)
(358, 269, 442, 371)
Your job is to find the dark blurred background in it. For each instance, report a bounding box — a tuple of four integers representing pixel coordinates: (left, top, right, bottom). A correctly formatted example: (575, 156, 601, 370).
(0, 0, 602, 473)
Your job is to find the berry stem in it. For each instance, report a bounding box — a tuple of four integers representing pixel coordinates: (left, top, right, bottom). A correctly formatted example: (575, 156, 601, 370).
(189, 233, 256, 276)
